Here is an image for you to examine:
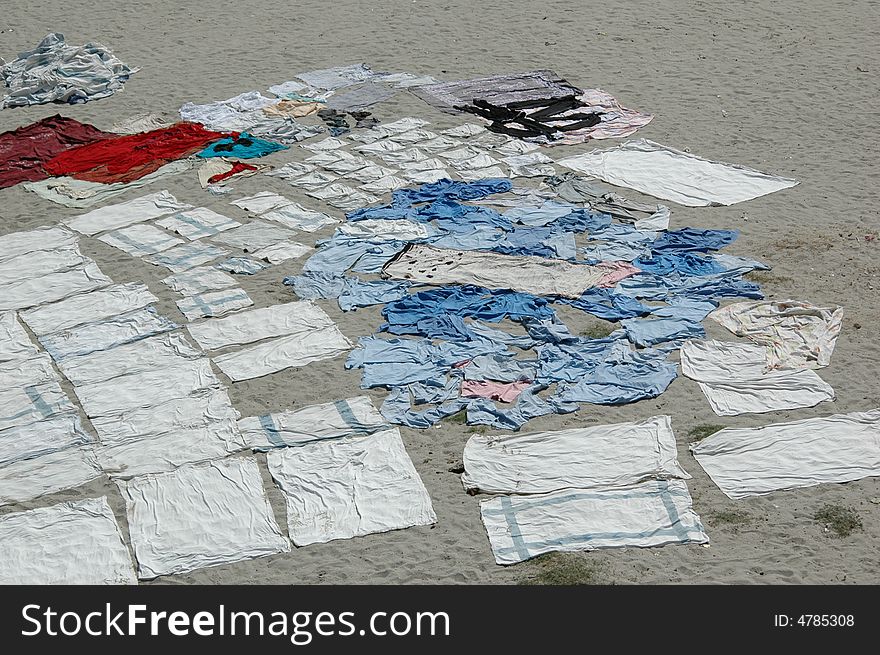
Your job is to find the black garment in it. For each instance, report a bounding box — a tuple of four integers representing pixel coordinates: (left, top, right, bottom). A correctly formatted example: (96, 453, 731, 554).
(454, 95, 601, 139)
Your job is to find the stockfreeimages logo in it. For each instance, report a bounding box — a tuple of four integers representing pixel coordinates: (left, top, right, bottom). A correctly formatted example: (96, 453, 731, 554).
(21, 604, 451, 645)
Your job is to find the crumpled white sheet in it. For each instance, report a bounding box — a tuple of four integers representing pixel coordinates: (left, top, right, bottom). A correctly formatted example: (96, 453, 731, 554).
(0, 225, 77, 260)
(0, 312, 37, 362)
(118, 456, 290, 579)
(110, 111, 174, 134)
(0, 261, 112, 313)
(680, 339, 835, 416)
(179, 91, 280, 131)
(252, 240, 310, 265)
(20, 283, 158, 336)
(0, 412, 91, 468)
(176, 287, 253, 320)
(238, 395, 388, 450)
(210, 221, 296, 252)
(98, 224, 184, 257)
(709, 300, 844, 370)
(230, 191, 290, 214)
(0, 245, 87, 286)
(261, 202, 338, 232)
(481, 479, 709, 565)
(383, 245, 606, 299)
(144, 241, 228, 273)
(1, 32, 137, 108)
(691, 408, 880, 499)
(156, 207, 242, 240)
(267, 428, 436, 546)
(65, 190, 192, 236)
(337, 218, 432, 242)
(0, 497, 136, 584)
(162, 266, 237, 296)
(0, 446, 102, 506)
(558, 138, 798, 206)
(462, 415, 690, 494)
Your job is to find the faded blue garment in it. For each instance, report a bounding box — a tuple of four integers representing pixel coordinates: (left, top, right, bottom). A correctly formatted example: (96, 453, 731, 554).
(536, 338, 631, 384)
(381, 285, 555, 333)
(462, 353, 537, 382)
(302, 235, 405, 275)
(651, 227, 738, 253)
(390, 178, 512, 206)
(522, 317, 578, 344)
(196, 132, 288, 159)
(380, 389, 468, 429)
(712, 253, 770, 272)
(283, 271, 347, 299)
(559, 288, 652, 321)
(503, 203, 575, 226)
(407, 376, 463, 405)
(467, 321, 536, 350)
(616, 270, 762, 301)
(495, 226, 577, 260)
(581, 241, 650, 263)
(634, 252, 726, 276)
(650, 297, 718, 322)
(466, 384, 578, 431)
(589, 222, 658, 244)
(620, 316, 706, 347)
(283, 271, 413, 311)
(552, 348, 678, 405)
(428, 225, 504, 250)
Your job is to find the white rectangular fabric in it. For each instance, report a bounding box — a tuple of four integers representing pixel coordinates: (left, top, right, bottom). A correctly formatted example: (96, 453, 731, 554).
(267, 428, 436, 545)
(155, 207, 242, 240)
(388, 129, 438, 144)
(74, 358, 219, 418)
(0, 246, 87, 286)
(379, 148, 428, 165)
(0, 447, 102, 506)
(691, 408, 880, 500)
(0, 412, 91, 467)
(260, 202, 337, 232)
(0, 225, 77, 262)
(558, 138, 798, 207)
(230, 191, 289, 214)
(56, 332, 201, 387)
(300, 136, 347, 151)
(266, 162, 315, 179)
(98, 421, 247, 478)
(680, 340, 835, 416)
(239, 395, 388, 450)
(449, 153, 502, 171)
(709, 300, 843, 370)
(252, 240, 310, 265)
(404, 169, 449, 184)
(384, 245, 605, 298)
(0, 352, 56, 388)
(187, 300, 337, 351)
(210, 221, 296, 251)
(91, 388, 239, 445)
(39, 307, 177, 362)
(0, 497, 136, 584)
(144, 242, 228, 273)
(176, 287, 253, 320)
(420, 135, 464, 152)
(212, 327, 351, 381)
(0, 262, 112, 312)
(20, 283, 158, 336)
(98, 224, 184, 257)
(441, 124, 485, 138)
(462, 416, 689, 494)
(346, 164, 398, 183)
(337, 219, 431, 241)
(0, 312, 37, 361)
(118, 456, 290, 579)
(481, 479, 709, 565)
(457, 166, 507, 182)
(65, 190, 192, 236)
(325, 190, 379, 211)
(0, 382, 75, 433)
(162, 266, 237, 296)
(355, 139, 404, 155)
(359, 175, 411, 194)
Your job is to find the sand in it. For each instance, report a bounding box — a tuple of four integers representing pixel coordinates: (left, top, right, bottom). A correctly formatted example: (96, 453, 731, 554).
(1, 1, 878, 585)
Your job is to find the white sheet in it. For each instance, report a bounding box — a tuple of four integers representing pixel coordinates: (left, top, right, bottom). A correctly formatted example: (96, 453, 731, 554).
(0, 225, 77, 262)
(213, 326, 351, 381)
(187, 300, 336, 351)
(162, 266, 238, 296)
(176, 288, 253, 320)
(259, 202, 337, 232)
(210, 221, 297, 251)
(65, 190, 192, 236)
(252, 240, 311, 265)
(20, 283, 158, 336)
(0, 262, 112, 312)
(0, 446, 102, 506)
(56, 332, 201, 387)
(238, 395, 388, 450)
(462, 416, 689, 494)
(230, 191, 290, 214)
(0, 412, 91, 467)
(558, 138, 798, 207)
(267, 428, 436, 546)
(144, 242, 228, 273)
(337, 219, 431, 241)
(383, 245, 605, 298)
(709, 300, 844, 370)
(74, 358, 219, 418)
(156, 207, 242, 240)
(98, 224, 184, 257)
(39, 307, 177, 361)
(91, 387, 239, 445)
(0, 497, 136, 584)
(118, 456, 290, 579)
(0, 312, 37, 362)
(0, 246, 87, 285)
(481, 479, 709, 564)
(691, 408, 880, 499)
(97, 421, 247, 478)
(680, 339, 835, 416)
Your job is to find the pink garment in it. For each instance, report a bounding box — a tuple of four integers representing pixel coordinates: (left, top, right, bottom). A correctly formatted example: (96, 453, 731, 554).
(596, 261, 641, 288)
(461, 379, 531, 403)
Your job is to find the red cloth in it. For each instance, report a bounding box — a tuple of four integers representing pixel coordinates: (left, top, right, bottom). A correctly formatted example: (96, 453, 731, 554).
(0, 115, 112, 189)
(208, 160, 258, 184)
(44, 122, 226, 184)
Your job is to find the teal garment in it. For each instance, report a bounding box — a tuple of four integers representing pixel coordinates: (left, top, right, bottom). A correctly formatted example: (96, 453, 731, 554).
(196, 132, 287, 159)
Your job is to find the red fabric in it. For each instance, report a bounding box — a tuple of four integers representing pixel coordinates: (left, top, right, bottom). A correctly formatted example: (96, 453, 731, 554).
(44, 122, 226, 184)
(460, 380, 531, 403)
(208, 160, 258, 184)
(0, 115, 112, 189)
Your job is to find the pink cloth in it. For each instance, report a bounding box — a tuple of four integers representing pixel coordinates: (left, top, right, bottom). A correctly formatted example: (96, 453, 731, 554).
(460, 379, 531, 403)
(596, 261, 641, 288)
